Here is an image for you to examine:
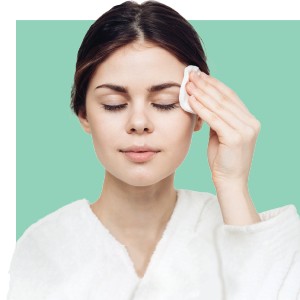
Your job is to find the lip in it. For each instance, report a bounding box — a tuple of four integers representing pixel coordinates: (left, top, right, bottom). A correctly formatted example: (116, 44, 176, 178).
(119, 146, 161, 163)
(120, 145, 161, 153)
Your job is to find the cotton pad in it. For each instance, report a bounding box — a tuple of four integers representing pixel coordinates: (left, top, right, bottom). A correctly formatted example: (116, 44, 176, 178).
(179, 65, 201, 114)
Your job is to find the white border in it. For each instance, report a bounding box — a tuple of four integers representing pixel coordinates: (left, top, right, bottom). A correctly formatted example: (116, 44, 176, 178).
(1, 4, 16, 298)
(1, 0, 298, 298)
(12, 0, 300, 20)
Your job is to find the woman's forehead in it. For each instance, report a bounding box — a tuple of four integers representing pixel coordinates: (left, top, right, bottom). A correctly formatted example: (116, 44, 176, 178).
(93, 45, 185, 80)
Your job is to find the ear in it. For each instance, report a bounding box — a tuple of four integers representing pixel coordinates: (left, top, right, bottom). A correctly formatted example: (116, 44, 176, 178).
(77, 110, 92, 134)
(193, 115, 203, 132)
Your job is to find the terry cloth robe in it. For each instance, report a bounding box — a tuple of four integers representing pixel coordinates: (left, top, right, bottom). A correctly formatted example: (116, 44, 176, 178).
(7, 189, 300, 300)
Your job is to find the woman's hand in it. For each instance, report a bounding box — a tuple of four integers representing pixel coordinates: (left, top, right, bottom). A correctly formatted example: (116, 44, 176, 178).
(186, 71, 261, 224)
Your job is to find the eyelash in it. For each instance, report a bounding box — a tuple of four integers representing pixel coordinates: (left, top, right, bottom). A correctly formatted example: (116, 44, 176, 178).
(102, 103, 178, 112)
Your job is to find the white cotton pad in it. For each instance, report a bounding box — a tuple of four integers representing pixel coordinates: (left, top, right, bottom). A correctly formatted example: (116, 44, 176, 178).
(179, 65, 201, 114)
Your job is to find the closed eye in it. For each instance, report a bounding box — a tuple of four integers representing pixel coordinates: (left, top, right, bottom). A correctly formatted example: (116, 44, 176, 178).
(152, 103, 179, 111)
(101, 103, 179, 112)
(102, 104, 127, 111)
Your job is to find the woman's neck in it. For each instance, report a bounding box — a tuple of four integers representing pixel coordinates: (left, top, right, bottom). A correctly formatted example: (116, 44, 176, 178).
(90, 171, 177, 241)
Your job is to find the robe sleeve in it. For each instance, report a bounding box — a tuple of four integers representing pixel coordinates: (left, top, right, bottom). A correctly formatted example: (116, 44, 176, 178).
(215, 204, 300, 300)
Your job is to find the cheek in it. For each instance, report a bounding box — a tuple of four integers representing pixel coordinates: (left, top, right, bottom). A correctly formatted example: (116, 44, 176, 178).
(162, 113, 195, 155)
(170, 111, 195, 137)
(88, 116, 120, 154)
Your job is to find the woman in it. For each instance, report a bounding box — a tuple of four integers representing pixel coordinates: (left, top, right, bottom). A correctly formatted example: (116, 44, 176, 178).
(8, 1, 300, 299)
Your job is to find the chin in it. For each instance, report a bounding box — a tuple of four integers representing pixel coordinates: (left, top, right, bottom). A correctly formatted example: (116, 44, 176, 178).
(121, 176, 162, 187)
(121, 169, 177, 188)
(106, 165, 175, 187)
(111, 169, 170, 187)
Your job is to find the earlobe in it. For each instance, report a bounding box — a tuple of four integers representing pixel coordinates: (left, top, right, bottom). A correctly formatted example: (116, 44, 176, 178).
(78, 111, 92, 134)
(193, 116, 203, 132)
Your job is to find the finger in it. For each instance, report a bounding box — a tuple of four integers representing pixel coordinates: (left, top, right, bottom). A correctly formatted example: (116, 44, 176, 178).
(188, 95, 240, 145)
(187, 81, 256, 131)
(187, 74, 258, 126)
(190, 71, 252, 116)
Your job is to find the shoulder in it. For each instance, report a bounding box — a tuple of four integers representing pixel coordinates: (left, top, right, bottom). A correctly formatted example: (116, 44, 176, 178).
(9, 199, 93, 275)
(8, 200, 109, 297)
(17, 199, 90, 245)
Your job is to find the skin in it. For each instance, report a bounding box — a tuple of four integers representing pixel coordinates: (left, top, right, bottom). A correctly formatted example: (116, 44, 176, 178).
(78, 39, 261, 277)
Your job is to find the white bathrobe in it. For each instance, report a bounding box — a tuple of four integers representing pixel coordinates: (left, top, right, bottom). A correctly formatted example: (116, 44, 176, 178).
(7, 189, 300, 299)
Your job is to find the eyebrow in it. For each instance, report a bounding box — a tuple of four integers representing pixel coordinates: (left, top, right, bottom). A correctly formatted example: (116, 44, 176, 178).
(95, 82, 181, 93)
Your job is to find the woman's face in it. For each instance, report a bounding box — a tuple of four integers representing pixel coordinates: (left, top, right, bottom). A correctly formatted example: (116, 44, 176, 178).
(79, 41, 202, 187)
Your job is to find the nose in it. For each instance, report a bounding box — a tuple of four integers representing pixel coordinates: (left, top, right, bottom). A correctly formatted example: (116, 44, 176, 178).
(126, 103, 154, 134)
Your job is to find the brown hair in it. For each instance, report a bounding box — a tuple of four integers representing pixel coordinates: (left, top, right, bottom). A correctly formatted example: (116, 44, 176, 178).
(70, 0, 210, 118)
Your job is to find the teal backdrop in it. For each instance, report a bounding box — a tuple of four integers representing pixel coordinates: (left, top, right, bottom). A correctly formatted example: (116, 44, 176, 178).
(17, 21, 300, 240)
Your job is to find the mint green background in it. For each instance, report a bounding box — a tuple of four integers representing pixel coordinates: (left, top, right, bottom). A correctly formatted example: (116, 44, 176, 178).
(17, 21, 300, 240)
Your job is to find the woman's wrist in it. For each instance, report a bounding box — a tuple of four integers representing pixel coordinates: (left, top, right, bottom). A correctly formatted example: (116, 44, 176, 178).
(215, 181, 261, 226)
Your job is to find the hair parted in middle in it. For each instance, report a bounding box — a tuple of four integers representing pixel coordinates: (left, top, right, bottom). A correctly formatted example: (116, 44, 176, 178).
(71, 0, 210, 118)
